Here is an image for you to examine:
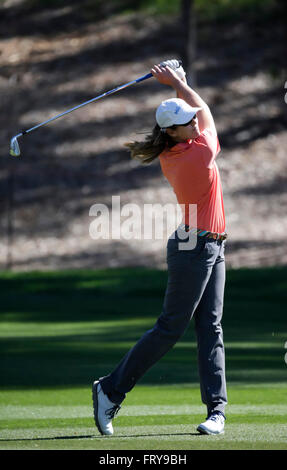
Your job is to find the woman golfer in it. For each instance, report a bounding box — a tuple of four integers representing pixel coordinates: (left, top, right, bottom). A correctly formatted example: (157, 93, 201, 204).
(93, 62, 228, 436)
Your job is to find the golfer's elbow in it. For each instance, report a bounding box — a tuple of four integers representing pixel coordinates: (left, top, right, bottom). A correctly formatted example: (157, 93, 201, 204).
(198, 105, 217, 135)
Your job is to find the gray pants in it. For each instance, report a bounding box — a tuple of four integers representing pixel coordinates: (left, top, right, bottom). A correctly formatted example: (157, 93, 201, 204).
(101, 231, 227, 416)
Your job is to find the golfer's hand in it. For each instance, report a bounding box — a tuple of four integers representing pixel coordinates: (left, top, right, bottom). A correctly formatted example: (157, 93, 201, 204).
(151, 64, 182, 87)
(160, 60, 187, 83)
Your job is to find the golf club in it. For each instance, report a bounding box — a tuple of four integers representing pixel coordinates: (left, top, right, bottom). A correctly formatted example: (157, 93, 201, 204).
(9, 59, 182, 157)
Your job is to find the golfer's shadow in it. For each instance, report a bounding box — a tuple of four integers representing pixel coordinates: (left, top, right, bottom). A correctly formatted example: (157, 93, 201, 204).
(0, 432, 201, 442)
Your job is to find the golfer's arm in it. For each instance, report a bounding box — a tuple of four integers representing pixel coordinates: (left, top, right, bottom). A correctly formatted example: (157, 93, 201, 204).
(175, 80, 217, 135)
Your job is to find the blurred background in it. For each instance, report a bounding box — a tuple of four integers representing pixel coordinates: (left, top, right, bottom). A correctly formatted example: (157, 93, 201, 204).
(0, 0, 287, 271)
(0, 2, 287, 450)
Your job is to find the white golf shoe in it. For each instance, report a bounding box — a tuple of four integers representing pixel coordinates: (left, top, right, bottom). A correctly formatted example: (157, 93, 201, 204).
(197, 412, 225, 435)
(92, 380, 121, 435)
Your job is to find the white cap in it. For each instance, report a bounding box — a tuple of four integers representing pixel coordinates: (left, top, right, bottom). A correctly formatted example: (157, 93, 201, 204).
(156, 98, 201, 129)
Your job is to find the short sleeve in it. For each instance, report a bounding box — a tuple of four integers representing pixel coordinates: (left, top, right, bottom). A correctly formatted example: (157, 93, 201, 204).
(196, 128, 221, 168)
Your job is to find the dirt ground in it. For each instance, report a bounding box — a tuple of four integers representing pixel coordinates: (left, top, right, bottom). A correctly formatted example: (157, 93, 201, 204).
(1, 1, 287, 271)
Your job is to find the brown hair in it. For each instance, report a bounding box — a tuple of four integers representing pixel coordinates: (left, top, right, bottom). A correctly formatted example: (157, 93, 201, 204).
(125, 124, 176, 164)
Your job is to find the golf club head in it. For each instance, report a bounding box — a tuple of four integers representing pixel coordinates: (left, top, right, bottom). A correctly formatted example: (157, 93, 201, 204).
(10, 135, 21, 157)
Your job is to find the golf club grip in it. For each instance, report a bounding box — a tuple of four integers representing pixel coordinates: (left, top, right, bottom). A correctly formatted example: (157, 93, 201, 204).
(136, 60, 182, 83)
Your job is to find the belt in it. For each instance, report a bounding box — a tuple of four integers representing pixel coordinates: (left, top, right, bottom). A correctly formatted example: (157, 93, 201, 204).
(184, 226, 228, 241)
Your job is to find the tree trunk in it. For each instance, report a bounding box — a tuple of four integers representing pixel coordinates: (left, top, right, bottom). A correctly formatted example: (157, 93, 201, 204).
(6, 160, 15, 270)
(180, 0, 197, 87)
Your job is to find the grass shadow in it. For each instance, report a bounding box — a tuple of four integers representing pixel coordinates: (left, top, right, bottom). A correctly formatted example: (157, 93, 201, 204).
(0, 266, 286, 388)
(0, 431, 200, 442)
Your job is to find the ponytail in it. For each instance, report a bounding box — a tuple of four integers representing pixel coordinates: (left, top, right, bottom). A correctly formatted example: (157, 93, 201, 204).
(125, 124, 175, 164)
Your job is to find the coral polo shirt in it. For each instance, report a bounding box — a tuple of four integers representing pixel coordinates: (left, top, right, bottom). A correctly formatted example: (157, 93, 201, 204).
(159, 128, 225, 233)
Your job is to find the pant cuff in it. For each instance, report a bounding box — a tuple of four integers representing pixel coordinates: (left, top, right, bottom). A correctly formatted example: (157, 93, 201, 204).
(99, 375, 126, 405)
(208, 405, 227, 419)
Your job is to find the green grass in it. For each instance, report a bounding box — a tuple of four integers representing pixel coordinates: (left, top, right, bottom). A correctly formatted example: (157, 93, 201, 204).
(0, 266, 287, 450)
(0, 386, 287, 450)
(11, 0, 279, 21)
(134, 0, 277, 19)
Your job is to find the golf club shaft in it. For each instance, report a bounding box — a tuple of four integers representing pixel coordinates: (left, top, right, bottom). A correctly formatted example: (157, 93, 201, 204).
(10, 59, 182, 156)
(18, 72, 152, 138)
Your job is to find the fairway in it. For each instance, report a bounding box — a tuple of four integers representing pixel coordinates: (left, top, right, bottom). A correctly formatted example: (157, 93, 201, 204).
(0, 267, 287, 450)
(0, 386, 287, 450)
